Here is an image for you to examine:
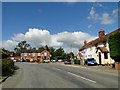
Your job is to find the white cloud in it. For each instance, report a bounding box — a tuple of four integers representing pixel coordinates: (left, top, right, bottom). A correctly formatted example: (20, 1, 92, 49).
(100, 13, 114, 25)
(1, 40, 18, 51)
(88, 25, 92, 28)
(1, 28, 96, 54)
(87, 7, 118, 25)
(87, 7, 99, 20)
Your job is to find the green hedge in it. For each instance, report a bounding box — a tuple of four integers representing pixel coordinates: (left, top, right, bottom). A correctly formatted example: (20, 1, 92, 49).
(74, 59, 80, 64)
(0, 59, 15, 76)
(108, 32, 120, 62)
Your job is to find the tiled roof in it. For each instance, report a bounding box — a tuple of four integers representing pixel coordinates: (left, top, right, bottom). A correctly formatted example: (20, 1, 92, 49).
(97, 47, 109, 53)
(21, 49, 45, 53)
(79, 28, 120, 51)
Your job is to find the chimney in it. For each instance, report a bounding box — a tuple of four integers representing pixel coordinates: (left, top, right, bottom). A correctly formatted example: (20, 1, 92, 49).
(84, 41, 87, 45)
(99, 29, 105, 37)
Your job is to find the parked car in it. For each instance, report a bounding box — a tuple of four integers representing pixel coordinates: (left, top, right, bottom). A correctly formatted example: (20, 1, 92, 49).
(58, 59, 63, 62)
(13, 59, 17, 62)
(64, 59, 71, 64)
(26, 59, 30, 62)
(51, 59, 56, 62)
(43, 60, 50, 63)
(85, 58, 97, 66)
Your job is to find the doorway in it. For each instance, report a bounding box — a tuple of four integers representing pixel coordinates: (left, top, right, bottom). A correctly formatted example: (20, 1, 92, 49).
(99, 52, 102, 65)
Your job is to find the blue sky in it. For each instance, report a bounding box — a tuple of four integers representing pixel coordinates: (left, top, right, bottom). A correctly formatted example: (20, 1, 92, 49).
(1, 2, 119, 53)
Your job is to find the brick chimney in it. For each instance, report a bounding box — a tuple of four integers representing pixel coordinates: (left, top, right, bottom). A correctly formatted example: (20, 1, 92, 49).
(84, 41, 87, 45)
(99, 29, 105, 37)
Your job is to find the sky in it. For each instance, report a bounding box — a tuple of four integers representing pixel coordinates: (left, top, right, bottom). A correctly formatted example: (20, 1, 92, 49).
(1, 1, 119, 55)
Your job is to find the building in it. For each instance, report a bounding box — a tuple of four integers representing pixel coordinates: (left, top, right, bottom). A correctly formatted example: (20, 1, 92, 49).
(77, 28, 120, 65)
(21, 49, 50, 62)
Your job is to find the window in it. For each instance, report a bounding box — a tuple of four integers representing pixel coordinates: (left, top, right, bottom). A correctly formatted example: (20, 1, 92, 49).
(24, 53, 27, 56)
(38, 53, 40, 56)
(104, 53, 108, 59)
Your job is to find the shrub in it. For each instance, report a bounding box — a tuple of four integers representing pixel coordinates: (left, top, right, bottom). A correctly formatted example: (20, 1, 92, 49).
(1, 59, 14, 76)
(108, 32, 120, 62)
(74, 59, 80, 64)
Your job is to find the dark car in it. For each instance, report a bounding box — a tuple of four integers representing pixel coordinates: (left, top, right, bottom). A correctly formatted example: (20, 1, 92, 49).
(85, 58, 97, 66)
(64, 59, 71, 64)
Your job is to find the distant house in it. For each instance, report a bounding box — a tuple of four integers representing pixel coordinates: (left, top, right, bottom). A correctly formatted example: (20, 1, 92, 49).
(77, 28, 120, 65)
(21, 49, 50, 62)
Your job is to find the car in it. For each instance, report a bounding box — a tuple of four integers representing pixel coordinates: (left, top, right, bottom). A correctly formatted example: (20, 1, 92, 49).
(43, 60, 50, 63)
(51, 59, 56, 62)
(64, 59, 71, 64)
(58, 59, 63, 62)
(13, 59, 17, 62)
(85, 58, 97, 66)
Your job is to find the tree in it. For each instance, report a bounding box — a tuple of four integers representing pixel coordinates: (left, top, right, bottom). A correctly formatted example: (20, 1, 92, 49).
(108, 32, 120, 62)
(38, 47, 45, 52)
(14, 41, 30, 56)
(45, 45, 49, 51)
(0, 48, 10, 59)
(49, 47, 55, 59)
(54, 47, 65, 60)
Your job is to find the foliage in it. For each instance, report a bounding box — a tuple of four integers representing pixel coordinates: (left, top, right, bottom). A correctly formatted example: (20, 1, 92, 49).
(54, 47, 66, 60)
(49, 47, 55, 59)
(1, 59, 15, 76)
(0, 48, 10, 59)
(14, 41, 30, 56)
(38, 47, 45, 52)
(108, 32, 120, 62)
(74, 57, 80, 64)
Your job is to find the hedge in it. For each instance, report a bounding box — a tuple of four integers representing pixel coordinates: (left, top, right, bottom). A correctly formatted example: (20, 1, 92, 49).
(0, 59, 15, 76)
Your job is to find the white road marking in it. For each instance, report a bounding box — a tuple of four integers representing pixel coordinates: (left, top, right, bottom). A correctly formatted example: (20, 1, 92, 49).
(55, 68, 62, 71)
(67, 72, 96, 83)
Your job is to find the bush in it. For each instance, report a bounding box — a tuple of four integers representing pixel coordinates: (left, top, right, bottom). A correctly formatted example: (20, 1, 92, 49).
(108, 32, 120, 62)
(74, 59, 80, 64)
(1, 59, 14, 76)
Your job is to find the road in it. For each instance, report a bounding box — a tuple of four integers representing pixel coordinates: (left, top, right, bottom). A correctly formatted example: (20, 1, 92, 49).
(2, 62, 119, 88)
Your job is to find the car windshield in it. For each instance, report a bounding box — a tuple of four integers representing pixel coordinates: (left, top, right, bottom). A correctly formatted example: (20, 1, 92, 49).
(87, 58, 95, 61)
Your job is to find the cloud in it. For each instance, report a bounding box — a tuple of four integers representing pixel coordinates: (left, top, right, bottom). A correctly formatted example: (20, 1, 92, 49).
(1, 40, 18, 51)
(87, 7, 99, 20)
(88, 25, 92, 28)
(100, 13, 114, 25)
(87, 7, 118, 25)
(2, 28, 96, 54)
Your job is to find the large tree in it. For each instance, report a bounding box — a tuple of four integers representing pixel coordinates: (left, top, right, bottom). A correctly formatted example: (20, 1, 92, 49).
(54, 47, 66, 60)
(14, 41, 30, 56)
(108, 32, 120, 62)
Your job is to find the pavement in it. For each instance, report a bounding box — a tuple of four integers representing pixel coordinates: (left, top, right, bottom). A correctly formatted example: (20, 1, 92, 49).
(2, 62, 119, 88)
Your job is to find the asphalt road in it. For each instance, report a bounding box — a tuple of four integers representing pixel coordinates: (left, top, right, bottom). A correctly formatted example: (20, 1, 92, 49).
(2, 62, 119, 88)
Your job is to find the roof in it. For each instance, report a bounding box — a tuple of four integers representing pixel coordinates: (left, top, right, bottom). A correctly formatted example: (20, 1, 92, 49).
(79, 28, 120, 51)
(97, 47, 109, 53)
(21, 49, 49, 53)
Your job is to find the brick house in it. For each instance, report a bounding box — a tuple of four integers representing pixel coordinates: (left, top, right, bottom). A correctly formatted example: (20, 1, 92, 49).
(21, 49, 50, 62)
(77, 28, 120, 65)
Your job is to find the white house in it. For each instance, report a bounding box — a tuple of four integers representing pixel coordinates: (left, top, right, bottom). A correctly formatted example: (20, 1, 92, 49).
(77, 28, 120, 65)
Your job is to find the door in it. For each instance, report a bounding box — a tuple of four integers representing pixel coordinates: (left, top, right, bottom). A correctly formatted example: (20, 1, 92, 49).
(99, 52, 101, 65)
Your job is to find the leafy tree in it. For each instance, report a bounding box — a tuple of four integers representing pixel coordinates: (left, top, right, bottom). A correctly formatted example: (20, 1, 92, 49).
(49, 47, 55, 59)
(0, 48, 10, 59)
(38, 47, 45, 52)
(69, 52, 74, 59)
(108, 32, 120, 62)
(54, 47, 65, 60)
(45, 45, 49, 51)
(14, 41, 30, 56)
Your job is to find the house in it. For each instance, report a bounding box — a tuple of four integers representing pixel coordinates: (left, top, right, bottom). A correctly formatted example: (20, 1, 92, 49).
(77, 28, 120, 65)
(21, 49, 50, 62)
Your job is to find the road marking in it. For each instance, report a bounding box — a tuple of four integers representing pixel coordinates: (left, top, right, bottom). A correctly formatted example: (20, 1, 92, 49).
(55, 68, 62, 71)
(67, 72, 96, 83)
